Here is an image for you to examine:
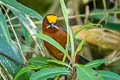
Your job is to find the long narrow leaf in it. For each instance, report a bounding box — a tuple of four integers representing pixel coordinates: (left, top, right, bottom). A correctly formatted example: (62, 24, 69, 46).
(85, 59, 107, 68)
(0, 0, 42, 20)
(0, 9, 12, 45)
(28, 56, 51, 66)
(75, 34, 91, 56)
(73, 23, 100, 37)
(59, 0, 70, 51)
(76, 64, 103, 80)
(69, 28, 75, 57)
(47, 60, 72, 69)
(14, 65, 41, 80)
(33, 34, 70, 59)
(30, 68, 69, 80)
(97, 70, 120, 80)
(0, 36, 24, 77)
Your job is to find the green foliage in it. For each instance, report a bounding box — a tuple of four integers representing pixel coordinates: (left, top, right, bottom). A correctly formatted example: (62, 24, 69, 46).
(75, 34, 90, 56)
(85, 59, 108, 68)
(60, 0, 71, 56)
(0, 0, 44, 79)
(0, 8, 24, 77)
(33, 34, 70, 59)
(28, 56, 51, 66)
(97, 70, 120, 80)
(0, 36, 24, 76)
(0, 0, 43, 20)
(0, 0, 120, 80)
(0, 9, 12, 45)
(91, 9, 115, 23)
(76, 64, 104, 80)
(14, 65, 40, 80)
(90, 9, 120, 31)
(73, 23, 101, 37)
(47, 60, 72, 69)
(15, 56, 70, 80)
(30, 68, 69, 80)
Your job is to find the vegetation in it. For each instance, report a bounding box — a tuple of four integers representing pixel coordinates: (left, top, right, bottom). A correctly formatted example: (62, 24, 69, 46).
(0, 0, 120, 80)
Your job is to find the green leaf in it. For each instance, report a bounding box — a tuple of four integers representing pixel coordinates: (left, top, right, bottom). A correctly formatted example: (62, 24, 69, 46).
(97, 70, 120, 80)
(30, 68, 69, 80)
(20, 22, 31, 46)
(75, 34, 90, 56)
(9, 7, 45, 56)
(33, 34, 70, 59)
(0, 0, 42, 20)
(73, 23, 100, 37)
(59, 0, 69, 28)
(29, 56, 66, 68)
(76, 64, 103, 80)
(28, 56, 51, 66)
(85, 59, 107, 68)
(47, 60, 71, 69)
(69, 28, 75, 57)
(0, 36, 24, 77)
(14, 65, 40, 80)
(103, 23, 120, 31)
(59, 0, 70, 55)
(0, 9, 12, 45)
(90, 9, 118, 23)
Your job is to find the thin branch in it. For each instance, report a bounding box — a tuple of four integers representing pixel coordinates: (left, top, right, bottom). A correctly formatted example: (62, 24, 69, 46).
(0, 68, 7, 80)
(71, 0, 83, 25)
(6, 9, 120, 26)
(84, 5, 90, 24)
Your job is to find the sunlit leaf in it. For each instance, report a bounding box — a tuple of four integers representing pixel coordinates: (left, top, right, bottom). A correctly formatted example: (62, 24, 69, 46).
(73, 23, 100, 37)
(28, 56, 51, 66)
(85, 59, 107, 68)
(33, 34, 70, 59)
(76, 64, 103, 80)
(75, 34, 90, 56)
(97, 70, 120, 80)
(47, 60, 71, 69)
(30, 68, 69, 80)
(14, 65, 40, 80)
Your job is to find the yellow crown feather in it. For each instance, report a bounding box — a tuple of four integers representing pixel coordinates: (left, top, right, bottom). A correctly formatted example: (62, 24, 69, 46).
(47, 16, 57, 24)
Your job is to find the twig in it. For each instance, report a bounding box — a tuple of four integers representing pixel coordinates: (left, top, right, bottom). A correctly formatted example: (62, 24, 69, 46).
(71, 0, 83, 25)
(4, 8, 10, 18)
(97, 13, 109, 25)
(84, 5, 89, 24)
(6, 16, 18, 22)
(0, 68, 7, 80)
(93, 0, 96, 8)
(0, 63, 13, 80)
(6, 10, 120, 26)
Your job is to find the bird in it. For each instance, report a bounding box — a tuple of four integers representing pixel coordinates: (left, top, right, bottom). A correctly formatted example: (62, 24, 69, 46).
(42, 14, 89, 64)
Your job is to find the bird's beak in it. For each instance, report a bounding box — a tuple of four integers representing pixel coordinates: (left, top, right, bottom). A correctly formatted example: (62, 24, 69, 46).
(50, 23, 55, 28)
(46, 23, 59, 29)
